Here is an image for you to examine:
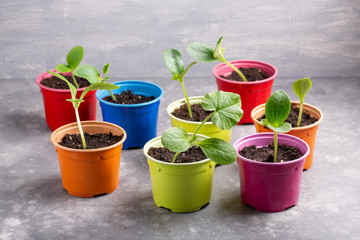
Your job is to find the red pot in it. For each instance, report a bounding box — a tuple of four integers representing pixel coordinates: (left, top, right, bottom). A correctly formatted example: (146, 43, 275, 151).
(36, 70, 97, 131)
(212, 60, 277, 124)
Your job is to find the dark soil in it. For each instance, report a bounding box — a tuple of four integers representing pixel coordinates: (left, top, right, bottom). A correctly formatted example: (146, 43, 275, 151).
(258, 103, 318, 127)
(171, 103, 213, 122)
(147, 146, 207, 163)
(102, 89, 155, 104)
(59, 132, 124, 149)
(220, 67, 269, 82)
(41, 74, 90, 89)
(239, 142, 303, 163)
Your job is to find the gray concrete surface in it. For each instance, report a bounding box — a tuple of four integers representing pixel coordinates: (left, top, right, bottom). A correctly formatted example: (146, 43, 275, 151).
(0, 76, 359, 240)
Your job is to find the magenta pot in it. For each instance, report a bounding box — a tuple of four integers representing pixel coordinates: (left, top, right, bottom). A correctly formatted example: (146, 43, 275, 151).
(233, 133, 310, 212)
(212, 60, 277, 124)
(36, 70, 97, 131)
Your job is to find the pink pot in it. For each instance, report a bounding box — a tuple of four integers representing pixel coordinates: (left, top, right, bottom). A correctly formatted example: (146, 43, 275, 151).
(233, 133, 310, 212)
(36, 70, 97, 131)
(212, 60, 277, 124)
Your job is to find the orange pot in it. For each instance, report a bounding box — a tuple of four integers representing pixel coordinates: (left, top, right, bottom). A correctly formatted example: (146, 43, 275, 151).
(251, 102, 323, 170)
(50, 121, 127, 197)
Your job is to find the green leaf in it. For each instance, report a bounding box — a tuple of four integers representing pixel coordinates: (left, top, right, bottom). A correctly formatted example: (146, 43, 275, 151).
(201, 91, 243, 130)
(74, 64, 101, 83)
(66, 46, 84, 70)
(186, 42, 216, 62)
(213, 36, 225, 60)
(80, 82, 119, 100)
(47, 71, 77, 100)
(197, 138, 237, 165)
(162, 49, 185, 76)
(264, 90, 291, 128)
(56, 64, 72, 73)
(103, 63, 110, 75)
(161, 127, 191, 153)
(293, 77, 312, 103)
(267, 122, 292, 133)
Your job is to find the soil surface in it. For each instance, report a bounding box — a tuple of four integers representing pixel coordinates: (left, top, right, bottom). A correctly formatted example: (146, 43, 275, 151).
(239, 142, 303, 163)
(59, 132, 124, 149)
(102, 90, 155, 104)
(220, 67, 269, 82)
(147, 146, 207, 163)
(258, 103, 318, 127)
(171, 103, 213, 122)
(41, 74, 90, 89)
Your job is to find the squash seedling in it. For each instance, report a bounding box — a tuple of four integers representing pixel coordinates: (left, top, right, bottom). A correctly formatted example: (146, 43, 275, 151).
(187, 37, 247, 82)
(260, 90, 292, 162)
(47, 71, 119, 149)
(292, 77, 312, 127)
(163, 49, 197, 118)
(161, 91, 243, 164)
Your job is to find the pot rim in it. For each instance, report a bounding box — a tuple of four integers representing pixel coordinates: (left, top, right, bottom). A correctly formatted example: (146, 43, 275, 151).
(251, 101, 324, 130)
(212, 60, 278, 85)
(95, 80, 164, 108)
(143, 134, 212, 166)
(50, 121, 127, 152)
(234, 132, 310, 166)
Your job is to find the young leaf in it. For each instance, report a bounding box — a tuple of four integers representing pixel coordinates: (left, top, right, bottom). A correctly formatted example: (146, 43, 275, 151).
(66, 46, 84, 70)
(186, 42, 216, 62)
(103, 63, 110, 75)
(197, 138, 237, 165)
(161, 127, 191, 153)
(266, 122, 292, 133)
(201, 91, 243, 130)
(213, 37, 225, 60)
(264, 90, 291, 128)
(74, 64, 101, 83)
(80, 82, 119, 100)
(56, 64, 72, 73)
(293, 78, 312, 103)
(162, 49, 185, 76)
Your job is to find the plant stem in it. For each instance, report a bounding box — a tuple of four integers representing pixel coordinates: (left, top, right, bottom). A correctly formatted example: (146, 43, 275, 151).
(180, 80, 192, 118)
(189, 112, 216, 143)
(108, 89, 116, 102)
(273, 131, 278, 163)
(171, 152, 181, 163)
(297, 101, 303, 127)
(221, 59, 247, 82)
(71, 71, 80, 89)
(75, 107, 86, 149)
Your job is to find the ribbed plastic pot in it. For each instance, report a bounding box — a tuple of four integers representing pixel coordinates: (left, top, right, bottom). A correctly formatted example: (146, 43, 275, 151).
(50, 121, 127, 198)
(143, 134, 215, 213)
(212, 60, 277, 125)
(36, 70, 97, 131)
(234, 133, 310, 212)
(167, 96, 231, 142)
(251, 102, 323, 170)
(96, 81, 163, 149)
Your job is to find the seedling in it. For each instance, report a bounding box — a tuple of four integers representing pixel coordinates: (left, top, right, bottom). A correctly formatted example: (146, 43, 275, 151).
(161, 91, 243, 164)
(260, 90, 292, 162)
(292, 77, 312, 127)
(187, 37, 247, 82)
(47, 71, 119, 149)
(163, 49, 197, 117)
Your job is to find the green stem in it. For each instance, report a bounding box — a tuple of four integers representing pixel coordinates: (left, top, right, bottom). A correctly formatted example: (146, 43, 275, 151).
(221, 59, 247, 82)
(75, 107, 86, 149)
(297, 101, 303, 127)
(180, 80, 192, 118)
(108, 89, 116, 102)
(273, 131, 278, 163)
(171, 152, 181, 163)
(71, 70, 80, 89)
(189, 112, 216, 143)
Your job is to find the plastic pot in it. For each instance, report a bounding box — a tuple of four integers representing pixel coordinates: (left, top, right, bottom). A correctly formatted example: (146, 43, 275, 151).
(36, 70, 97, 131)
(143, 134, 215, 213)
(234, 133, 310, 212)
(251, 102, 323, 170)
(212, 60, 277, 125)
(167, 96, 231, 142)
(50, 121, 127, 198)
(96, 81, 163, 149)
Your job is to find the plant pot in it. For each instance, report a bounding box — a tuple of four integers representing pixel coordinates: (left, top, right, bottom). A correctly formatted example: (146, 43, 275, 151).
(167, 96, 231, 142)
(212, 60, 277, 125)
(143, 134, 215, 213)
(50, 121, 127, 198)
(251, 102, 324, 170)
(234, 133, 310, 212)
(36, 70, 97, 131)
(96, 80, 163, 149)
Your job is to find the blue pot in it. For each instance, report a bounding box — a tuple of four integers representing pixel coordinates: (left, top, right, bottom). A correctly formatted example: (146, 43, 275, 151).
(96, 80, 163, 149)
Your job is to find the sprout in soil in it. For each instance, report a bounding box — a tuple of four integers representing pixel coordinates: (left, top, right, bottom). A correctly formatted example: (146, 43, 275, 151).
(292, 77, 312, 127)
(163, 49, 197, 118)
(260, 90, 292, 163)
(47, 71, 119, 149)
(187, 36, 247, 82)
(161, 91, 243, 164)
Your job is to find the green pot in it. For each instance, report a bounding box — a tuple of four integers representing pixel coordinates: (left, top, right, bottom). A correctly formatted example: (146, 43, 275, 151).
(167, 96, 232, 142)
(143, 134, 215, 213)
